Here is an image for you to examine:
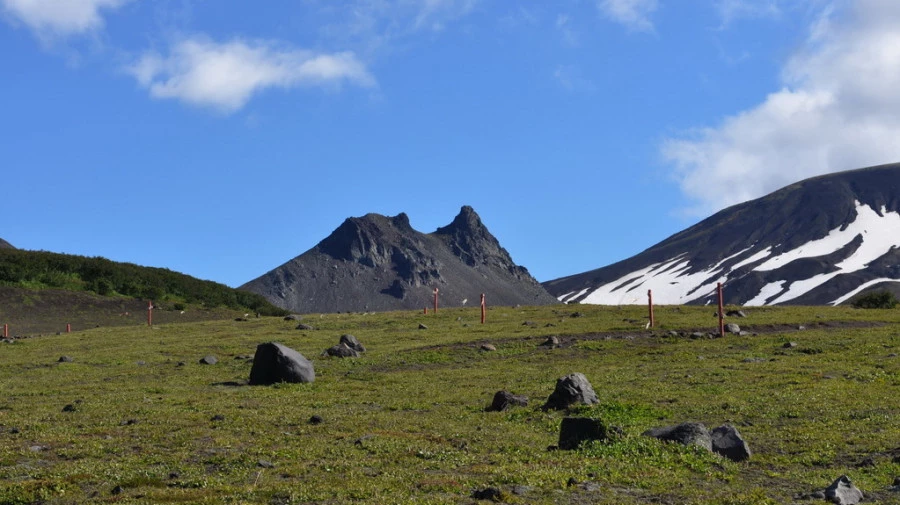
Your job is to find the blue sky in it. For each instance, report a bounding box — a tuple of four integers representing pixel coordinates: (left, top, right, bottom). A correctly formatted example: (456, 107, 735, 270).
(3, 0, 900, 288)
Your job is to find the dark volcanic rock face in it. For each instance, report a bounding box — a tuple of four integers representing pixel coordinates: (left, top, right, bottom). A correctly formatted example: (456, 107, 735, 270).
(0, 238, 14, 249)
(241, 206, 558, 313)
(543, 163, 900, 306)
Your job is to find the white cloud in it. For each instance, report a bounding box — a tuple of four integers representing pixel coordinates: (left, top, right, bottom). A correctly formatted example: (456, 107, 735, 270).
(127, 37, 376, 113)
(1, 0, 128, 37)
(663, 0, 900, 215)
(597, 0, 658, 32)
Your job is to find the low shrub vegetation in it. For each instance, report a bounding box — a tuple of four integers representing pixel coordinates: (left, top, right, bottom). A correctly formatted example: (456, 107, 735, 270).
(852, 290, 899, 309)
(0, 249, 286, 316)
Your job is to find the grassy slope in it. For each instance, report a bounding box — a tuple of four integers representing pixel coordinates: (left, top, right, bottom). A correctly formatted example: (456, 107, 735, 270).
(1, 304, 899, 504)
(0, 286, 254, 335)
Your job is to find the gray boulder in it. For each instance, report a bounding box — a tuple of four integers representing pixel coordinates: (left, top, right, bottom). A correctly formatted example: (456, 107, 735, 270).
(558, 417, 606, 450)
(825, 475, 863, 505)
(324, 343, 360, 358)
(542, 373, 599, 410)
(711, 424, 751, 462)
(726, 310, 747, 318)
(487, 391, 528, 412)
(643, 422, 712, 452)
(249, 342, 315, 385)
(296, 323, 315, 331)
(339, 334, 366, 353)
(199, 355, 217, 365)
(725, 323, 741, 334)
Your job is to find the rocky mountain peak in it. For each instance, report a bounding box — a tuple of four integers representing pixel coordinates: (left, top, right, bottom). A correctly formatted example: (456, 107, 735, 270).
(0, 238, 14, 249)
(435, 205, 504, 267)
(241, 206, 558, 313)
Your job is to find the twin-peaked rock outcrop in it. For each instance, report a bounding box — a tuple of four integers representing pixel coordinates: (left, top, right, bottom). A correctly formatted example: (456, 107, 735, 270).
(241, 206, 558, 313)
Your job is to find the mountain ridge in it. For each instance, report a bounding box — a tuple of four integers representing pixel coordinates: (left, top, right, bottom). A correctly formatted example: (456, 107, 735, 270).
(242, 206, 559, 313)
(543, 162, 900, 306)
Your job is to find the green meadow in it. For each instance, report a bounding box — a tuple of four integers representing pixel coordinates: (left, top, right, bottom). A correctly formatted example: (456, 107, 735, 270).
(1, 304, 899, 504)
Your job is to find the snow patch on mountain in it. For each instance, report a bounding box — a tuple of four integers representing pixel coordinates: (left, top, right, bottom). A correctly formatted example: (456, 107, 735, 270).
(830, 278, 900, 306)
(564, 201, 900, 306)
(577, 255, 726, 305)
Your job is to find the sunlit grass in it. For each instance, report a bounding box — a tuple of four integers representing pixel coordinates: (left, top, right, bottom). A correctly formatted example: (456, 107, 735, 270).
(1, 304, 899, 503)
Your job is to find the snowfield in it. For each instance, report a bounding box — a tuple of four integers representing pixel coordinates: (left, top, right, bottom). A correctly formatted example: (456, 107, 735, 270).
(561, 201, 900, 306)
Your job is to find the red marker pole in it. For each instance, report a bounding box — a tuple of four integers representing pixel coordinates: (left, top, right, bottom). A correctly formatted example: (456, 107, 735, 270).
(3, 324, 8, 338)
(148, 300, 153, 327)
(66, 323, 71, 333)
(424, 307, 427, 315)
(480, 293, 486, 324)
(717, 283, 725, 338)
(433, 288, 439, 314)
(647, 289, 654, 328)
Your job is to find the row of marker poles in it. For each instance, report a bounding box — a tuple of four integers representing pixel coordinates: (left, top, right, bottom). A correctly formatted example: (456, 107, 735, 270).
(422, 290, 487, 324)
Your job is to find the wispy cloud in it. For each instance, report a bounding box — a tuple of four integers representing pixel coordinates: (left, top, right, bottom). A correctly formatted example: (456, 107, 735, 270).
(0, 0, 129, 38)
(554, 64, 595, 93)
(127, 37, 376, 113)
(663, 0, 900, 215)
(597, 0, 658, 32)
(714, 0, 782, 29)
(556, 13, 579, 46)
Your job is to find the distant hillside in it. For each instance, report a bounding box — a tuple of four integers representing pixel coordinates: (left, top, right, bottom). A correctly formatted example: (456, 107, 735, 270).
(544, 162, 900, 306)
(242, 206, 559, 313)
(0, 238, 14, 249)
(0, 248, 287, 316)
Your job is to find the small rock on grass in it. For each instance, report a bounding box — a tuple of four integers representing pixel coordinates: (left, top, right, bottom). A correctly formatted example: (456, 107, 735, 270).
(643, 422, 712, 452)
(825, 475, 863, 505)
(471, 487, 504, 501)
(58, 356, 73, 363)
(558, 417, 606, 450)
(542, 373, 598, 410)
(199, 355, 218, 365)
(257, 460, 275, 468)
(418, 323, 428, 330)
(486, 391, 528, 412)
(711, 424, 751, 462)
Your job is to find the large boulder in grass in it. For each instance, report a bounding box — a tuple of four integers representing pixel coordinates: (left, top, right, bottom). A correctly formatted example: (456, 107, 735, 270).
(643, 422, 712, 452)
(542, 373, 599, 411)
(249, 342, 315, 385)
